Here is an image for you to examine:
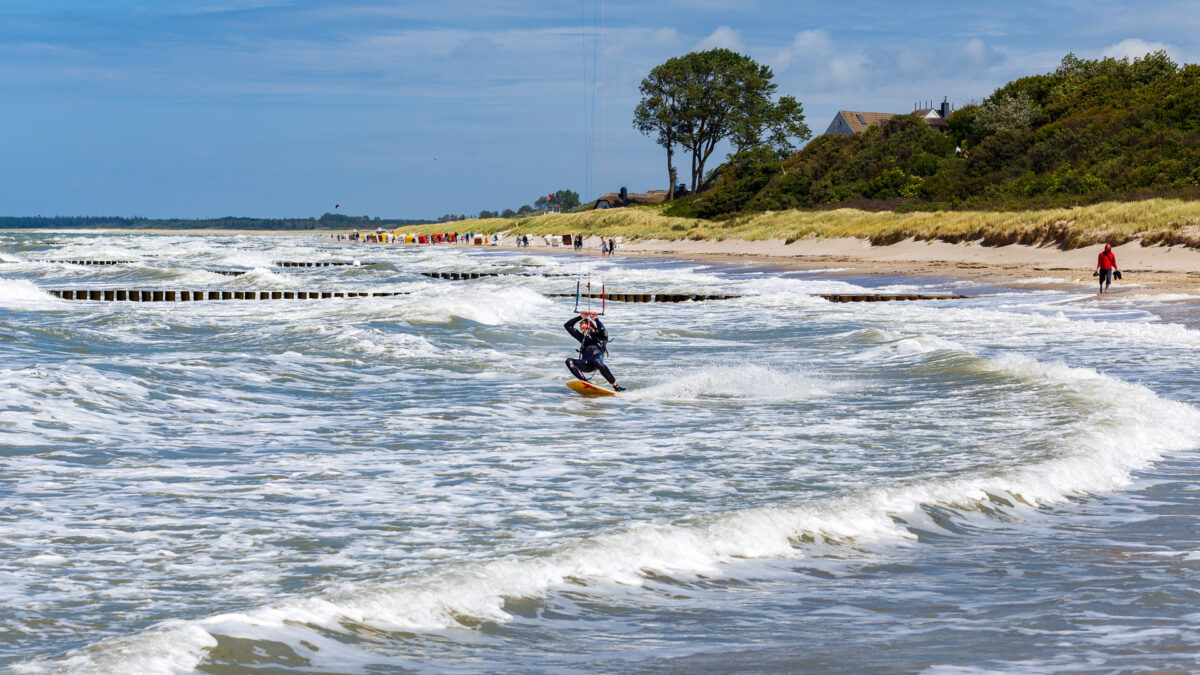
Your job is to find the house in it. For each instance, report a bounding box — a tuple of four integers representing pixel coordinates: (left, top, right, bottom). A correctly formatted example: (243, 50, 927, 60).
(824, 110, 898, 136)
(824, 98, 954, 136)
(593, 186, 673, 209)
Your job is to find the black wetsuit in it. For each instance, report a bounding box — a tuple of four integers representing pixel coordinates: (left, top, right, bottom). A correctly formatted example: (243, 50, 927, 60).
(564, 315, 616, 385)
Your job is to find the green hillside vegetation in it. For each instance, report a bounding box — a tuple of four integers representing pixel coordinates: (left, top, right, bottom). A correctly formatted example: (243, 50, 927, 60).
(672, 52, 1200, 219)
(402, 198, 1200, 250)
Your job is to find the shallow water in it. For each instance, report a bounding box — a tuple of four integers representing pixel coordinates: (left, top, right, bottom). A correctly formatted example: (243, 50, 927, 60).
(1, 232, 1198, 673)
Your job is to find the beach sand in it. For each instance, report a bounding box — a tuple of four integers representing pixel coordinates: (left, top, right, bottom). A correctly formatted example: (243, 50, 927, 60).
(493, 235, 1200, 300)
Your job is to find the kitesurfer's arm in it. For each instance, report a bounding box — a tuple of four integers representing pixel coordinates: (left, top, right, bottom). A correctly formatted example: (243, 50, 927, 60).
(591, 316, 609, 341)
(564, 315, 584, 342)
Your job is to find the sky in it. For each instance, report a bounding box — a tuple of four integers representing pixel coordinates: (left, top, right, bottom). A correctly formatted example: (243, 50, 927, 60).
(1, 0, 1196, 220)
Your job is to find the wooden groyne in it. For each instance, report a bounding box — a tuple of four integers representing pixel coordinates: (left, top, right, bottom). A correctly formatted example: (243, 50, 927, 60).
(40, 260, 135, 265)
(275, 261, 375, 267)
(421, 271, 574, 279)
(46, 289, 408, 301)
(551, 292, 972, 303)
(45, 288, 972, 304)
(817, 294, 973, 302)
(547, 292, 739, 303)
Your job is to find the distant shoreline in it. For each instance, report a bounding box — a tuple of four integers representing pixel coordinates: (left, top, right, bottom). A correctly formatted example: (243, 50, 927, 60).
(8, 206, 1200, 300)
(0, 228, 341, 236)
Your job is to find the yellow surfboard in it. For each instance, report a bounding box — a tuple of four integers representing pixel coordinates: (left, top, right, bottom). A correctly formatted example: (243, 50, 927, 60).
(566, 380, 618, 397)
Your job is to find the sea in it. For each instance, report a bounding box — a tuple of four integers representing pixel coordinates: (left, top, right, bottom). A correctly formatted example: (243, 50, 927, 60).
(1, 231, 1199, 673)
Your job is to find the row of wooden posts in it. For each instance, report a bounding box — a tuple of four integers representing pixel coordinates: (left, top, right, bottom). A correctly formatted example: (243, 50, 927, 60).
(34, 263, 971, 302)
(46, 289, 407, 301)
(46, 288, 969, 303)
(40, 260, 362, 268)
(420, 271, 573, 279)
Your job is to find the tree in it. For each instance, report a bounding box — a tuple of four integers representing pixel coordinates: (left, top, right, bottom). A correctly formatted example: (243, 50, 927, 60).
(516, 204, 534, 215)
(501, 208, 516, 218)
(479, 209, 497, 219)
(732, 94, 811, 157)
(634, 48, 810, 194)
(973, 92, 1037, 138)
(634, 67, 683, 199)
(548, 189, 580, 210)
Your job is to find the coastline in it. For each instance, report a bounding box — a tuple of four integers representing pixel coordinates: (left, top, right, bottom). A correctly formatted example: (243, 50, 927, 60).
(492, 235, 1200, 300)
(10, 227, 1200, 299)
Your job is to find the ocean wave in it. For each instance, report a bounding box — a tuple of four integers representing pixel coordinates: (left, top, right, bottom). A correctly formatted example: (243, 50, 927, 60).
(631, 365, 847, 401)
(401, 287, 553, 326)
(25, 347, 1199, 673)
(0, 278, 53, 304)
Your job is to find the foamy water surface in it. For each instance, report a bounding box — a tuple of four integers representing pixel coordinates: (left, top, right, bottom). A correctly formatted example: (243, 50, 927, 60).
(1, 232, 1199, 673)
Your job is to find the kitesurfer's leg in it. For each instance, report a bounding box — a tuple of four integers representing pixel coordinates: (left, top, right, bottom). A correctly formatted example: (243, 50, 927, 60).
(593, 360, 617, 386)
(566, 358, 590, 381)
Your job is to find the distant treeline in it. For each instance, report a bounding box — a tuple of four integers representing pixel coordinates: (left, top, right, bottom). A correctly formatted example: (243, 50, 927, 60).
(0, 213, 434, 230)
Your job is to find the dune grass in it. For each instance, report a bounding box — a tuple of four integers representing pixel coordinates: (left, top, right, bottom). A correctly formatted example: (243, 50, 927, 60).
(397, 199, 1200, 250)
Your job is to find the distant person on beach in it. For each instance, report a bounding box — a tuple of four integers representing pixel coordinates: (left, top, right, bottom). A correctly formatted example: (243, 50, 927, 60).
(1094, 243, 1119, 293)
(600, 239, 608, 257)
(564, 311, 624, 391)
(608, 238, 615, 256)
(522, 234, 529, 247)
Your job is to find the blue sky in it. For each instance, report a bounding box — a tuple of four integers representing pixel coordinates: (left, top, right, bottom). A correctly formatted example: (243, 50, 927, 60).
(1, 0, 1194, 219)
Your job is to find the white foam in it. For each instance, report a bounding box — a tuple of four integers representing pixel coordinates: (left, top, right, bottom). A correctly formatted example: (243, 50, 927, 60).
(37, 348, 1198, 673)
(1105, 292, 1200, 304)
(403, 287, 552, 325)
(0, 278, 53, 303)
(633, 365, 845, 401)
(13, 623, 218, 675)
(853, 335, 966, 361)
(1007, 276, 1094, 286)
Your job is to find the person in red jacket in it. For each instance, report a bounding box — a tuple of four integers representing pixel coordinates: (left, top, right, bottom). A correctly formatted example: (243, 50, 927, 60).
(1094, 243, 1119, 293)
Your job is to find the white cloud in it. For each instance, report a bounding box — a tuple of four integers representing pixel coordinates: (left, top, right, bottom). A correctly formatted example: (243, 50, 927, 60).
(828, 52, 869, 87)
(772, 29, 868, 90)
(775, 29, 833, 70)
(694, 26, 743, 51)
(650, 27, 681, 46)
(1101, 38, 1176, 61)
(963, 38, 987, 62)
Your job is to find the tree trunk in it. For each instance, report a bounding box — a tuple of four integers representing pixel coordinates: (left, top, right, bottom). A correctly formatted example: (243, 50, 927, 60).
(666, 146, 675, 200)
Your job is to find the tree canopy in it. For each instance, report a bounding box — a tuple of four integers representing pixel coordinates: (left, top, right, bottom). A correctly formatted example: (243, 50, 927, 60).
(669, 51, 1200, 217)
(634, 48, 810, 197)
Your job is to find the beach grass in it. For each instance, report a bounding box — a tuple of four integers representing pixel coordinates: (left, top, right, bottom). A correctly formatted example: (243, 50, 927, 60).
(395, 199, 1200, 250)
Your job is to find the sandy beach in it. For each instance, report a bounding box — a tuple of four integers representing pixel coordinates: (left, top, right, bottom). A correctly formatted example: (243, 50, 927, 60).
(491, 234, 1200, 300)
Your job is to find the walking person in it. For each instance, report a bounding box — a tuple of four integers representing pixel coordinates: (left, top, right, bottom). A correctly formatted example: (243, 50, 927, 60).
(607, 238, 616, 257)
(1094, 243, 1119, 293)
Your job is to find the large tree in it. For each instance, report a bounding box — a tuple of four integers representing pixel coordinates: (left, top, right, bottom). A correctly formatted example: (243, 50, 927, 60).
(634, 48, 809, 194)
(634, 68, 682, 199)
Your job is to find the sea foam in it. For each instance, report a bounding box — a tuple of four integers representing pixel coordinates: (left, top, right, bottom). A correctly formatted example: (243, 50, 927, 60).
(26, 346, 1199, 674)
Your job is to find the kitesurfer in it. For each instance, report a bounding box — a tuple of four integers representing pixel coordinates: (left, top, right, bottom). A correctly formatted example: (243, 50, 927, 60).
(564, 312, 624, 391)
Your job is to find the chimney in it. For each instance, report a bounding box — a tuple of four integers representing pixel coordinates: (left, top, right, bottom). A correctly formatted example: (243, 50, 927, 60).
(940, 97, 950, 119)
(619, 186, 628, 204)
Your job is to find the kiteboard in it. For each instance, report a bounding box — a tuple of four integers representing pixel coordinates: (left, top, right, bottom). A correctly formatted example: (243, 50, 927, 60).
(566, 380, 617, 397)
